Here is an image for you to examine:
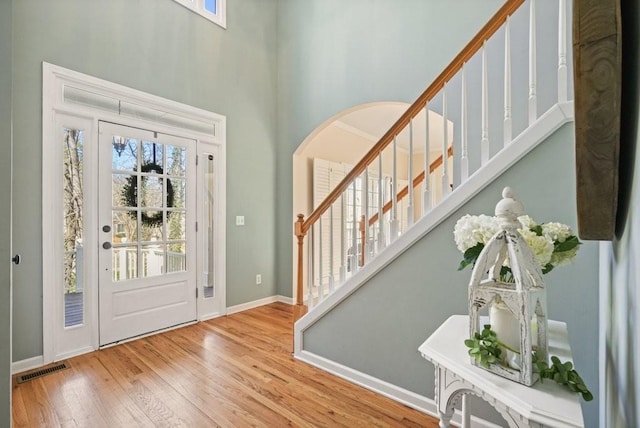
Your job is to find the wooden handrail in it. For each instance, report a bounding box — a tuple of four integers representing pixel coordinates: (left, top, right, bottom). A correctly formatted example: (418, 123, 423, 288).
(368, 146, 454, 226)
(300, 0, 524, 235)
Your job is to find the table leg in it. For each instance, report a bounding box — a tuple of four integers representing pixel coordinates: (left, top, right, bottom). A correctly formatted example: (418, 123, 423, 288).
(438, 410, 452, 428)
(462, 394, 470, 428)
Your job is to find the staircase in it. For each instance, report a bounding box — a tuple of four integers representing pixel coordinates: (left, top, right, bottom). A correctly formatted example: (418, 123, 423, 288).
(293, 0, 574, 409)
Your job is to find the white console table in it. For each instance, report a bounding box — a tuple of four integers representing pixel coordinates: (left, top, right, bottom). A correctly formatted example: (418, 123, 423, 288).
(418, 315, 584, 428)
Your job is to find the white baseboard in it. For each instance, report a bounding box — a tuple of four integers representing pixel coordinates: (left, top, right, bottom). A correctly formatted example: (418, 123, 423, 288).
(226, 295, 294, 315)
(295, 350, 502, 428)
(12, 355, 44, 375)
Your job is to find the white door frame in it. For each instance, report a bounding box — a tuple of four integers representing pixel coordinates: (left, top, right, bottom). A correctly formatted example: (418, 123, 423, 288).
(42, 63, 226, 364)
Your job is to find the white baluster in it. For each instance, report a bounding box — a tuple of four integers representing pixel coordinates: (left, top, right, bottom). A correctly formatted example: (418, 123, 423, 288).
(363, 168, 369, 265)
(481, 41, 490, 165)
(529, 0, 537, 125)
(377, 154, 386, 252)
(329, 205, 335, 293)
(407, 119, 415, 227)
(423, 104, 432, 213)
(390, 137, 399, 242)
(442, 85, 450, 197)
(307, 228, 314, 310)
(351, 180, 358, 273)
(318, 216, 324, 301)
(340, 193, 346, 283)
(558, 0, 568, 103)
(460, 65, 469, 182)
(504, 16, 513, 147)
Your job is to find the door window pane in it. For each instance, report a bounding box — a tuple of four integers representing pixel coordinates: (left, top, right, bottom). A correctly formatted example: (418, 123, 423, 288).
(167, 242, 186, 273)
(166, 145, 186, 176)
(142, 140, 163, 168)
(113, 211, 137, 243)
(113, 246, 138, 281)
(168, 211, 186, 240)
(112, 137, 137, 171)
(142, 245, 165, 277)
(114, 174, 136, 207)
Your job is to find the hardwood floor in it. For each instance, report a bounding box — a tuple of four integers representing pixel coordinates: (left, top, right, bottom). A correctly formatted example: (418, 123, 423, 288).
(12, 303, 438, 427)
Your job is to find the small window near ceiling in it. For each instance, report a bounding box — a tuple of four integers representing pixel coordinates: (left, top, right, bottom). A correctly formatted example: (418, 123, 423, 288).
(204, 0, 216, 14)
(173, 0, 226, 28)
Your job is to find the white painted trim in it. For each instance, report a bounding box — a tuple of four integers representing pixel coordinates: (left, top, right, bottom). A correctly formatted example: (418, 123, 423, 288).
(296, 350, 502, 428)
(598, 241, 611, 428)
(276, 295, 295, 305)
(11, 356, 44, 375)
(226, 295, 294, 315)
(42, 62, 227, 364)
(295, 101, 574, 340)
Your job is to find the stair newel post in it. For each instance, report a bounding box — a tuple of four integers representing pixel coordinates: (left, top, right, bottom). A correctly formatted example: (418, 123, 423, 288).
(481, 40, 490, 166)
(377, 153, 386, 251)
(407, 119, 415, 227)
(294, 214, 308, 320)
(460, 64, 469, 182)
(528, 0, 538, 125)
(423, 103, 432, 213)
(557, 0, 567, 103)
(390, 136, 399, 242)
(504, 15, 513, 147)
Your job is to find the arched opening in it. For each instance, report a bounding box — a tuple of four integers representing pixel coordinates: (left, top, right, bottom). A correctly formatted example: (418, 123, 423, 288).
(291, 101, 453, 300)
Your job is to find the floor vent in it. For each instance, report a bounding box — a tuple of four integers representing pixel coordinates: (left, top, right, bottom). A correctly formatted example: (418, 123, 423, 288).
(17, 362, 69, 383)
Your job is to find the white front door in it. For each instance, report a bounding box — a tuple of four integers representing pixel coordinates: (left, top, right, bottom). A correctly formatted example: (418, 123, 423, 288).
(98, 122, 197, 346)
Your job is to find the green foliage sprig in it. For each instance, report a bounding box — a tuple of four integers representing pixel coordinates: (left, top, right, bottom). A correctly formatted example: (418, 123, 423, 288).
(534, 354, 593, 401)
(464, 325, 593, 401)
(464, 324, 518, 368)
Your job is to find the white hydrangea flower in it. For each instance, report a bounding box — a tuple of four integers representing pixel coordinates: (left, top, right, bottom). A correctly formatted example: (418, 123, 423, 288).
(541, 222, 573, 243)
(453, 214, 499, 252)
(518, 229, 554, 267)
(517, 215, 536, 230)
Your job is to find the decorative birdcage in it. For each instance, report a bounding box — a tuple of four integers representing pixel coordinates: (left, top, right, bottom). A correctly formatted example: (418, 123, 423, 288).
(468, 187, 549, 386)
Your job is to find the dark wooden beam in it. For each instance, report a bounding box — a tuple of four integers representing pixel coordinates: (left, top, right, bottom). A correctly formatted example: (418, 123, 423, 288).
(573, 0, 622, 240)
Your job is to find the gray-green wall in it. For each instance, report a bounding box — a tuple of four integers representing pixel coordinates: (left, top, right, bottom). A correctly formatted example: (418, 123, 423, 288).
(11, 0, 279, 361)
(275, 0, 504, 296)
(603, 0, 640, 426)
(0, 1, 12, 425)
(304, 124, 600, 425)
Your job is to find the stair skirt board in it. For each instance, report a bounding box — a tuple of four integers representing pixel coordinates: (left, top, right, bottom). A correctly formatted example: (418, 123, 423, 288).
(295, 350, 503, 428)
(295, 101, 574, 338)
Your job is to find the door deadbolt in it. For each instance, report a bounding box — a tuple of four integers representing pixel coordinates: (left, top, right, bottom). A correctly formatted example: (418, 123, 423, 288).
(102, 225, 111, 233)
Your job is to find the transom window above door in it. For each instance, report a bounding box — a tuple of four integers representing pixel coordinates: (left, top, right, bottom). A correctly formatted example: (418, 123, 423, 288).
(173, 0, 226, 28)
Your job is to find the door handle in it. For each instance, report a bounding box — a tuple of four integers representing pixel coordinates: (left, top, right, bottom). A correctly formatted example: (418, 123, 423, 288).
(102, 242, 112, 250)
(12, 254, 20, 265)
